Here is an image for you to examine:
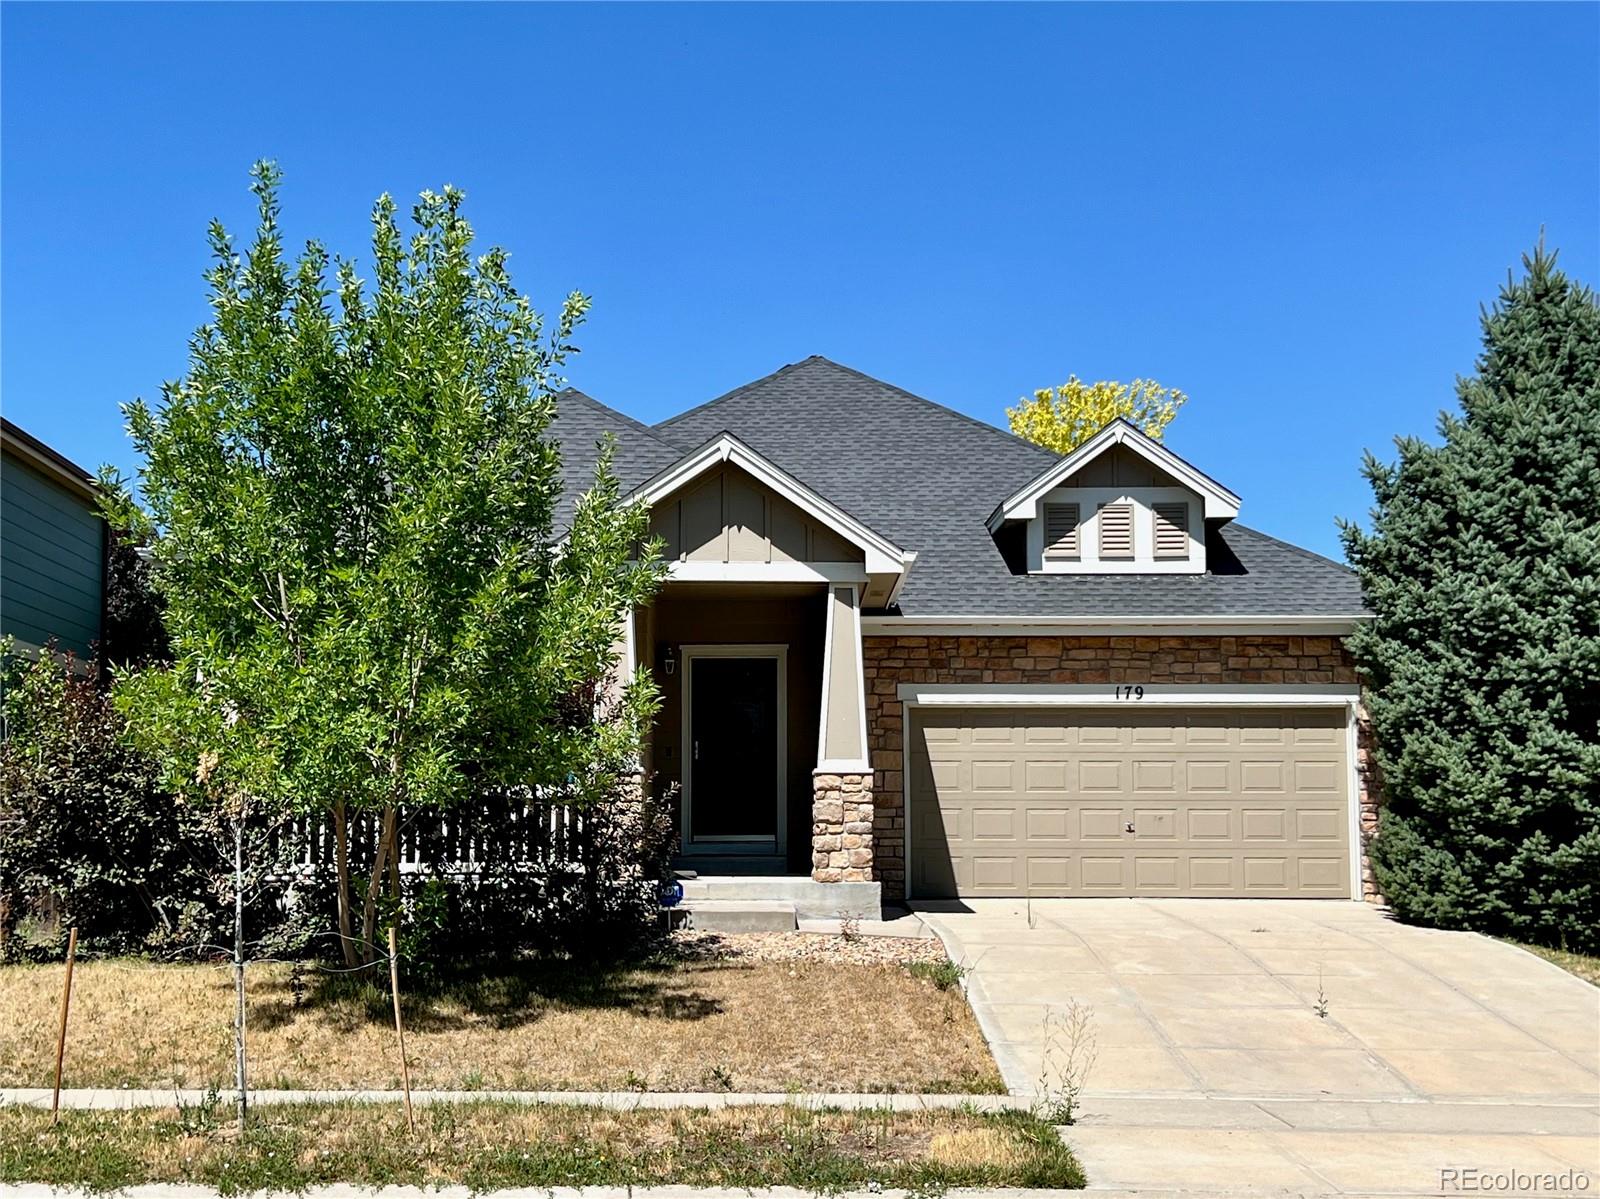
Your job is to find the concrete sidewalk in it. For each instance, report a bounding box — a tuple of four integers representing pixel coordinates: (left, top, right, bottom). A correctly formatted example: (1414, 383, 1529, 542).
(0, 1188, 1106, 1199)
(0, 1087, 1027, 1112)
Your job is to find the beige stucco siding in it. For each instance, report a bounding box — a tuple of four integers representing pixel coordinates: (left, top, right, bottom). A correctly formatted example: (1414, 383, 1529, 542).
(649, 464, 864, 565)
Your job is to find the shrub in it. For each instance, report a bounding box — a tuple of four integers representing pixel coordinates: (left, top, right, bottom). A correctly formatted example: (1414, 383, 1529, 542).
(295, 777, 679, 972)
(0, 646, 211, 957)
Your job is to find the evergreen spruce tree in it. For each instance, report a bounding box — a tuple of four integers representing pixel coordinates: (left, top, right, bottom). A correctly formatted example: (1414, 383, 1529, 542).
(1342, 244, 1600, 951)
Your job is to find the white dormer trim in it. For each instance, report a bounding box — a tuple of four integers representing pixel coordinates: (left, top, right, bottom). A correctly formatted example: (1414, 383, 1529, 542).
(627, 431, 917, 589)
(988, 419, 1242, 531)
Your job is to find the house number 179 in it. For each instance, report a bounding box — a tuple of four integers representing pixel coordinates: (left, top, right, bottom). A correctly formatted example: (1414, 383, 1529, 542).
(1114, 685, 1146, 700)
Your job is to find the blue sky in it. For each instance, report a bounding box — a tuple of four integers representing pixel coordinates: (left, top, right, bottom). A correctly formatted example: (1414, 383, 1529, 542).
(3, 3, 1596, 560)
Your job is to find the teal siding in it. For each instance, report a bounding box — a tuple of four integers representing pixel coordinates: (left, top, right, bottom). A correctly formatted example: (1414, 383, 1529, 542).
(1, 449, 104, 658)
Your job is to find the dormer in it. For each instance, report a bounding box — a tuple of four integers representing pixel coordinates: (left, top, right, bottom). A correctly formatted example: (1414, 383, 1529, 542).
(988, 419, 1241, 575)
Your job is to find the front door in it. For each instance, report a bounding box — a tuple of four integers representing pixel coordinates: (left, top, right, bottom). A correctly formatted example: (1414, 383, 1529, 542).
(686, 651, 783, 846)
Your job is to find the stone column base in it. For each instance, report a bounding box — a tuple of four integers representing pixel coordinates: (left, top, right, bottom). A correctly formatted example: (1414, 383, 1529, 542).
(811, 770, 874, 883)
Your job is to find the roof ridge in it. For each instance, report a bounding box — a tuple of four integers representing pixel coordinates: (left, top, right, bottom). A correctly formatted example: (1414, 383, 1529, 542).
(655, 355, 1060, 467)
(652, 358, 816, 433)
(1230, 522, 1356, 575)
(812, 356, 1060, 463)
(559, 387, 688, 452)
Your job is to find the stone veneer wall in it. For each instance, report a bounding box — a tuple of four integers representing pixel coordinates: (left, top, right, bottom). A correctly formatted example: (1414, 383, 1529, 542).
(861, 635, 1384, 901)
(811, 771, 874, 882)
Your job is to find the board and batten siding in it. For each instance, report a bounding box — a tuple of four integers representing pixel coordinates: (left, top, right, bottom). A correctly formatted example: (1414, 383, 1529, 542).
(1, 449, 105, 658)
(648, 463, 864, 565)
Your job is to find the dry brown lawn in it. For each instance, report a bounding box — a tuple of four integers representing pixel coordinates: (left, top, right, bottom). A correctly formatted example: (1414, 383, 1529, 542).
(0, 951, 1001, 1093)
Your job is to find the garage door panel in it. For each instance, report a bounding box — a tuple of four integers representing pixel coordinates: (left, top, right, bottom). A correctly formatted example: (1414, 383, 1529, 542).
(1027, 857, 1072, 889)
(1079, 807, 1125, 840)
(1025, 808, 1072, 840)
(1078, 760, 1124, 790)
(1244, 857, 1290, 891)
(971, 760, 1016, 791)
(1080, 856, 1127, 890)
(1134, 808, 1178, 839)
(971, 807, 1018, 840)
(1188, 808, 1233, 839)
(1240, 760, 1286, 791)
(909, 705, 1349, 899)
(1297, 857, 1346, 890)
(972, 856, 1021, 890)
(1296, 808, 1342, 841)
(1188, 857, 1235, 890)
(1294, 760, 1341, 791)
(1133, 759, 1178, 792)
(1026, 760, 1069, 792)
(1185, 760, 1232, 791)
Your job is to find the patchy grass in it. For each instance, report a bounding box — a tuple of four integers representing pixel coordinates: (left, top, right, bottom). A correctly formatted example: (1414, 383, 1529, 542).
(0, 1102, 1084, 1194)
(1507, 941, 1600, 987)
(0, 952, 1002, 1094)
(906, 960, 965, 992)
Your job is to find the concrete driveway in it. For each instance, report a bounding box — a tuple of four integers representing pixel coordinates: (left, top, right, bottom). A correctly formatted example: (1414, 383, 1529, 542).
(920, 899, 1599, 1198)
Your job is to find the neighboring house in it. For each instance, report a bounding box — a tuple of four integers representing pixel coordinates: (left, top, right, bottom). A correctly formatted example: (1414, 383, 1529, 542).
(0, 417, 106, 664)
(556, 357, 1376, 910)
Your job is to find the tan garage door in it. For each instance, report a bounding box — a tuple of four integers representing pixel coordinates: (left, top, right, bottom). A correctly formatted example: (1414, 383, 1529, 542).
(908, 706, 1350, 898)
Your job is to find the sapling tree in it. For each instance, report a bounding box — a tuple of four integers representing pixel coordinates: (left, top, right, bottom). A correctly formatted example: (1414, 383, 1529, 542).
(113, 162, 664, 974)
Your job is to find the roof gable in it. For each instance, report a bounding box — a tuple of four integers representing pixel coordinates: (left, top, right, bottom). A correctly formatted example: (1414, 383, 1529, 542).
(988, 418, 1242, 530)
(628, 429, 914, 579)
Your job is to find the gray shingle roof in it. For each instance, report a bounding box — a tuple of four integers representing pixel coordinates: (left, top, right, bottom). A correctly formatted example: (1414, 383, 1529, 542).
(560, 357, 1363, 618)
(550, 388, 687, 530)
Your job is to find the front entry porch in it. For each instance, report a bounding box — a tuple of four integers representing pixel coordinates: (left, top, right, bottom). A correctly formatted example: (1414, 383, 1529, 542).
(638, 581, 877, 891)
(615, 433, 914, 909)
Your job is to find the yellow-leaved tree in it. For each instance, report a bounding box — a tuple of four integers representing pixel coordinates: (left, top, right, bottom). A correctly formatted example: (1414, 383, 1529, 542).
(1007, 377, 1188, 454)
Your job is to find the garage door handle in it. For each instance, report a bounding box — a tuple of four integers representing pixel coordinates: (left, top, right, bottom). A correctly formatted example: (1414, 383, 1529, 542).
(1125, 822, 1135, 833)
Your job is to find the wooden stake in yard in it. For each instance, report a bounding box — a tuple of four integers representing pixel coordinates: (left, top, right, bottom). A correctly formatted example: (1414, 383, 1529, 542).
(388, 924, 416, 1133)
(51, 925, 78, 1124)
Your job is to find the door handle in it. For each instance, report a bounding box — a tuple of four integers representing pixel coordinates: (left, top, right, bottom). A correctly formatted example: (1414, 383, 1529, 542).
(694, 740, 700, 761)
(1125, 821, 1135, 833)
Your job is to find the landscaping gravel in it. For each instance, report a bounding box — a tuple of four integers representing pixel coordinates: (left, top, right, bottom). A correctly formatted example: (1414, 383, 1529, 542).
(671, 930, 949, 967)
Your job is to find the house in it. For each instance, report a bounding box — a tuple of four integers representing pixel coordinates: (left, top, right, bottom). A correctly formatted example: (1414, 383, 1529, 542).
(1, 417, 106, 664)
(554, 357, 1375, 913)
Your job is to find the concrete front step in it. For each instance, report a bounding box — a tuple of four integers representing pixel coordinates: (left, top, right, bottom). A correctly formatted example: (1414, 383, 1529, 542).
(677, 875, 882, 920)
(681, 899, 797, 933)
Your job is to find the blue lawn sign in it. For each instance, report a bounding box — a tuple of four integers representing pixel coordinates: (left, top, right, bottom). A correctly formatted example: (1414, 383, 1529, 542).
(660, 880, 684, 909)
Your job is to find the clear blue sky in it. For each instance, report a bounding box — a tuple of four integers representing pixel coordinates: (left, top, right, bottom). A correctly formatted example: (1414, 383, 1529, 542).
(4, 3, 1596, 559)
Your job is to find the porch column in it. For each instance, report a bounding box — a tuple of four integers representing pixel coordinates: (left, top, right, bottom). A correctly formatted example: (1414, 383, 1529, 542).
(812, 583, 874, 883)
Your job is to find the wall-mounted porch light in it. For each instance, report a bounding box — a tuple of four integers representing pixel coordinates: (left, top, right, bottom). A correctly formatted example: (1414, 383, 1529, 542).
(662, 644, 677, 676)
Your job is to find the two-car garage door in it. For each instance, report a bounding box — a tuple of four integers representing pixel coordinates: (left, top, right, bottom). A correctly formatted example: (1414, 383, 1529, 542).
(908, 706, 1351, 899)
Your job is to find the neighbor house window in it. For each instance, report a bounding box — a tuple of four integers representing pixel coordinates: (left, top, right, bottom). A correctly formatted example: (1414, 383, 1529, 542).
(1043, 502, 1080, 560)
(1097, 502, 1134, 558)
(1153, 502, 1190, 559)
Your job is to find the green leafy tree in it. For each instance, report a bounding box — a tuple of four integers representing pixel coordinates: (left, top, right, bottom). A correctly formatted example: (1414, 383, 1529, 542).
(113, 162, 664, 972)
(1341, 245, 1600, 951)
(1007, 377, 1187, 454)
